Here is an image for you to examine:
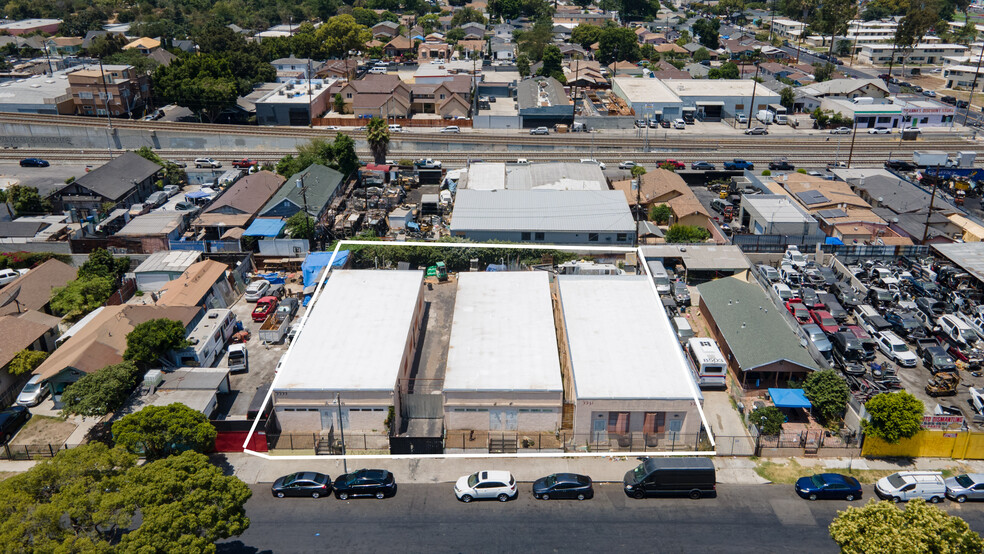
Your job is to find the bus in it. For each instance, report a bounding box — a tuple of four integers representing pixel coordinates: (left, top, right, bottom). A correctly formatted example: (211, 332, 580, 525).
(687, 337, 727, 389)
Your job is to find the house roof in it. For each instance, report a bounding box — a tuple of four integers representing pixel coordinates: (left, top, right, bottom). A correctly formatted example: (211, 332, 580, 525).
(262, 164, 345, 218)
(65, 152, 162, 202)
(345, 74, 406, 94)
(385, 36, 413, 50)
(201, 170, 285, 216)
(123, 37, 160, 50)
(34, 305, 201, 380)
(0, 259, 76, 316)
(147, 48, 176, 66)
(450, 190, 635, 233)
(0, 221, 45, 238)
(799, 78, 889, 97)
(611, 169, 691, 207)
(696, 275, 817, 372)
(0, 313, 55, 369)
(133, 250, 201, 274)
(155, 260, 229, 307)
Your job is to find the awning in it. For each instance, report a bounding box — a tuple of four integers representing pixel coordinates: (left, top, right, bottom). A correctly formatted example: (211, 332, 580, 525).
(185, 190, 211, 200)
(695, 101, 725, 106)
(364, 163, 391, 172)
(768, 388, 812, 409)
(242, 219, 286, 238)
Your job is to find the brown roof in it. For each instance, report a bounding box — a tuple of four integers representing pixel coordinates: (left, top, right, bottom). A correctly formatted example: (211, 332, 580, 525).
(654, 43, 688, 54)
(34, 304, 201, 380)
(439, 75, 473, 94)
(385, 36, 413, 50)
(0, 259, 77, 316)
(202, 171, 284, 216)
(155, 260, 229, 307)
(611, 169, 689, 207)
(347, 74, 406, 94)
(0, 313, 55, 369)
(667, 195, 712, 219)
(458, 39, 486, 51)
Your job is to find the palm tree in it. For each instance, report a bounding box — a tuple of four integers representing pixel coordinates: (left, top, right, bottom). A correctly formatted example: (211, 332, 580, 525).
(365, 117, 390, 164)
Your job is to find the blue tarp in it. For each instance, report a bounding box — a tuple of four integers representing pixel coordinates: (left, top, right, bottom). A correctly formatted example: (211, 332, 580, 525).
(185, 191, 210, 199)
(486, 264, 507, 272)
(301, 251, 350, 306)
(824, 237, 845, 245)
(243, 219, 286, 238)
(256, 272, 285, 284)
(768, 388, 813, 409)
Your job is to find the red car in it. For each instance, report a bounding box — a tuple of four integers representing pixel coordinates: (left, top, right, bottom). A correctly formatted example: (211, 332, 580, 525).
(252, 296, 279, 322)
(786, 300, 811, 324)
(658, 159, 685, 169)
(810, 310, 838, 334)
(232, 159, 258, 169)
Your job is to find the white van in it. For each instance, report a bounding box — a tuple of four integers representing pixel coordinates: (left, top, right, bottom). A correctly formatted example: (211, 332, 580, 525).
(673, 317, 695, 342)
(648, 260, 672, 294)
(938, 314, 979, 348)
(875, 471, 946, 503)
(687, 337, 727, 388)
(387, 124, 403, 133)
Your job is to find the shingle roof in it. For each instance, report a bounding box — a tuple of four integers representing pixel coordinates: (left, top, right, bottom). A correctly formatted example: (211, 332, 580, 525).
(155, 260, 229, 307)
(0, 314, 54, 369)
(67, 151, 162, 202)
(450, 190, 635, 233)
(696, 276, 818, 372)
(0, 259, 77, 316)
(261, 164, 345, 218)
(202, 170, 285, 216)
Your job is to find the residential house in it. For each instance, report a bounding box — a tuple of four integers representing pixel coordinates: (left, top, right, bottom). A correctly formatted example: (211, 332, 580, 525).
(122, 37, 160, 55)
(132, 250, 202, 292)
(33, 304, 203, 404)
(611, 169, 714, 231)
(114, 211, 187, 252)
(0, 310, 61, 405)
(271, 57, 324, 82)
(654, 43, 688, 56)
(147, 49, 177, 67)
(259, 164, 345, 221)
(372, 21, 400, 39)
(52, 151, 163, 219)
(67, 64, 150, 117)
(0, 259, 77, 317)
(458, 39, 487, 58)
(458, 22, 486, 40)
(0, 18, 62, 36)
(650, 60, 691, 79)
(155, 260, 235, 309)
(418, 41, 451, 61)
(491, 39, 515, 60)
(46, 37, 83, 55)
(559, 43, 587, 60)
(410, 75, 472, 117)
(192, 171, 285, 239)
(609, 60, 643, 76)
(384, 36, 414, 58)
(317, 59, 359, 80)
(336, 74, 412, 118)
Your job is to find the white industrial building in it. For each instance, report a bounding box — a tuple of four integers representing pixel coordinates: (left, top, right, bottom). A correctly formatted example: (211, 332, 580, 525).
(443, 272, 564, 434)
(273, 270, 425, 439)
(611, 78, 780, 122)
(739, 194, 820, 236)
(858, 43, 967, 65)
(458, 162, 608, 191)
(558, 275, 703, 449)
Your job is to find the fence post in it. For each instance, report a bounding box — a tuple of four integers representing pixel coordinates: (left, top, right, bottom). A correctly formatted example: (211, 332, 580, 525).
(48, 443, 53, 457)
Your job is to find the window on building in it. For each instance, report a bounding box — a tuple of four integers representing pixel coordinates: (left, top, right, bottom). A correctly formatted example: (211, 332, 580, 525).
(616, 233, 627, 242)
(521, 232, 531, 240)
(588, 233, 599, 242)
(346, 93, 352, 98)
(78, 91, 93, 99)
(534, 232, 544, 241)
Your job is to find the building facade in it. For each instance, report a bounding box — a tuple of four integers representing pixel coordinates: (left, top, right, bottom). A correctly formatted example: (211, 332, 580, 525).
(67, 64, 149, 117)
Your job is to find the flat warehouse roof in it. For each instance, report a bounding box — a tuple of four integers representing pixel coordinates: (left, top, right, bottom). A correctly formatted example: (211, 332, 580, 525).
(612, 77, 680, 104)
(933, 242, 984, 284)
(444, 272, 563, 392)
(276, 269, 423, 391)
(559, 275, 699, 400)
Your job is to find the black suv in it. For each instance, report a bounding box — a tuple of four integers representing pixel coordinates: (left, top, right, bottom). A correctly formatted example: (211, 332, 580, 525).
(884, 160, 917, 172)
(884, 310, 927, 340)
(769, 159, 795, 171)
(0, 406, 29, 444)
(922, 345, 957, 374)
(831, 332, 866, 375)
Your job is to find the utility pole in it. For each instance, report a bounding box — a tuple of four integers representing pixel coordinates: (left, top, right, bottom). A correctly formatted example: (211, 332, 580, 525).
(746, 62, 760, 129)
(307, 59, 314, 128)
(922, 165, 939, 244)
(963, 44, 984, 126)
(335, 393, 347, 473)
(846, 117, 860, 168)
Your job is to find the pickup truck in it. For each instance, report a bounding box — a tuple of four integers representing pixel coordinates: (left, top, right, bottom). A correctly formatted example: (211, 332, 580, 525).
(252, 296, 279, 323)
(724, 159, 754, 170)
(414, 158, 442, 169)
(231, 159, 258, 169)
(228, 344, 248, 373)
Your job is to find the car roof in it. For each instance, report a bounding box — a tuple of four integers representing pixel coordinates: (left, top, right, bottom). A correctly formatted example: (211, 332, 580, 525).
(481, 470, 513, 481)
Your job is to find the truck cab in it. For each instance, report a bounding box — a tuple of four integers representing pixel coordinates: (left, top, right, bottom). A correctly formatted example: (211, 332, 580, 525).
(228, 344, 248, 373)
(252, 296, 279, 323)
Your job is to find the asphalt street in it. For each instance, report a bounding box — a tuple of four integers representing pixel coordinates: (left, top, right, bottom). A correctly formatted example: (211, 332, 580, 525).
(219, 483, 984, 553)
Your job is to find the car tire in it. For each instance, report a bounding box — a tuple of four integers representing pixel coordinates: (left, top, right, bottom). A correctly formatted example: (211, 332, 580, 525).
(376, 492, 385, 499)
(633, 490, 645, 500)
(338, 492, 349, 500)
(577, 493, 586, 501)
(956, 495, 967, 503)
(930, 496, 941, 504)
(689, 490, 702, 500)
(845, 494, 855, 501)
(808, 493, 818, 501)
(892, 497, 902, 503)
(311, 492, 320, 499)
(461, 494, 473, 503)
(497, 494, 509, 502)
(275, 491, 285, 498)
(541, 494, 550, 501)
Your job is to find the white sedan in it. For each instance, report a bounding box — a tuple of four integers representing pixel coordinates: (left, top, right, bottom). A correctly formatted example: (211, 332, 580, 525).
(867, 127, 892, 134)
(618, 161, 637, 170)
(454, 470, 517, 502)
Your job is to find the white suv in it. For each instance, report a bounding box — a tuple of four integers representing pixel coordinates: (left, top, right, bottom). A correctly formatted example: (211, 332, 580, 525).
(194, 158, 221, 168)
(454, 470, 517, 502)
(877, 331, 918, 367)
(875, 471, 946, 503)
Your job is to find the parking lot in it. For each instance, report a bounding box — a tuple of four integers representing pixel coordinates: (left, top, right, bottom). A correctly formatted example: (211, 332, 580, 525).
(0, 162, 92, 197)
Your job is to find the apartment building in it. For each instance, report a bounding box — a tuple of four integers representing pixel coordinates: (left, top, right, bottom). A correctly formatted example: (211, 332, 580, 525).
(67, 64, 149, 117)
(858, 43, 967, 65)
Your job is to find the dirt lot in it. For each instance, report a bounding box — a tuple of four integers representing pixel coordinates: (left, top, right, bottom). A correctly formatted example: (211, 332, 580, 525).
(10, 415, 77, 447)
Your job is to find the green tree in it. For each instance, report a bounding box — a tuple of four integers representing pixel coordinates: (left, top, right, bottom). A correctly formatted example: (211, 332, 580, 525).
(812, 0, 856, 56)
(49, 276, 114, 321)
(780, 86, 796, 109)
(134, 146, 186, 185)
(366, 117, 390, 165)
(571, 23, 602, 50)
(812, 61, 834, 82)
(598, 26, 640, 64)
(286, 211, 316, 239)
(863, 391, 924, 444)
(7, 350, 47, 376)
(445, 28, 466, 43)
(802, 369, 849, 424)
(649, 203, 672, 224)
(78, 248, 130, 289)
(517, 54, 531, 77)
(518, 17, 554, 61)
(664, 224, 711, 243)
(718, 0, 747, 20)
(317, 14, 372, 58)
(331, 133, 360, 175)
(153, 55, 243, 123)
(86, 33, 127, 58)
(112, 403, 217, 460)
(3, 184, 48, 216)
(631, 165, 648, 178)
(539, 45, 564, 80)
(692, 47, 711, 62)
(351, 6, 380, 26)
(751, 405, 785, 435)
(334, 93, 345, 114)
(105, 48, 160, 75)
(61, 361, 142, 417)
(124, 318, 190, 369)
(829, 498, 984, 553)
(451, 6, 486, 26)
(692, 18, 721, 49)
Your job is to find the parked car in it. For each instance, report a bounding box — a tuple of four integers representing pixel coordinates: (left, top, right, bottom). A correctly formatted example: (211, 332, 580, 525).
(163, 184, 180, 197)
(454, 470, 517, 502)
(673, 118, 686, 129)
(172, 201, 199, 213)
(194, 157, 221, 168)
(840, 324, 878, 360)
(922, 345, 957, 374)
(333, 469, 397, 499)
(795, 473, 863, 501)
(799, 287, 822, 309)
(277, 296, 299, 319)
(252, 296, 279, 322)
(657, 159, 685, 169)
(529, 127, 549, 135)
(128, 203, 149, 217)
(723, 159, 754, 170)
(146, 191, 169, 208)
(786, 300, 812, 324)
(868, 127, 892, 134)
(618, 161, 637, 170)
(623, 457, 716, 499)
(831, 332, 867, 374)
(769, 159, 795, 171)
(744, 127, 768, 135)
(945, 473, 984, 502)
(817, 293, 848, 321)
(440, 125, 460, 133)
(884, 310, 926, 340)
(15, 375, 47, 407)
(758, 264, 780, 282)
(922, 90, 937, 97)
(884, 159, 917, 172)
(271, 472, 331, 498)
(231, 159, 257, 169)
(810, 310, 839, 334)
(0, 406, 30, 444)
(877, 330, 918, 367)
(941, 95, 957, 105)
(19, 158, 49, 167)
(830, 127, 851, 134)
(580, 158, 607, 170)
(673, 280, 691, 307)
(244, 279, 271, 302)
(532, 473, 594, 500)
(802, 323, 833, 360)
(0, 268, 26, 287)
(691, 161, 715, 170)
(414, 158, 442, 169)
(875, 471, 946, 503)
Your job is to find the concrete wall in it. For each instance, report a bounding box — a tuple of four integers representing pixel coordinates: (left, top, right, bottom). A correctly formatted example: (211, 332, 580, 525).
(452, 229, 635, 246)
(443, 390, 563, 431)
(572, 398, 702, 437)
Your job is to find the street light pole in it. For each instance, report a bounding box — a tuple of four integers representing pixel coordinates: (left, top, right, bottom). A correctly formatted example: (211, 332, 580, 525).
(335, 393, 347, 473)
(962, 44, 984, 126)
(747, 62, 761, 129)
(847, 117, 861, 168)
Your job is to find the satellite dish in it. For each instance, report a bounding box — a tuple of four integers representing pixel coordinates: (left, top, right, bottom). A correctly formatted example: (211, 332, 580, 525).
(0, 284, 22, 313)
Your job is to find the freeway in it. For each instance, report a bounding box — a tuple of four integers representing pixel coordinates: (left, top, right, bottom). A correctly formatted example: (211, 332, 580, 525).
(218, 483, 984, 553)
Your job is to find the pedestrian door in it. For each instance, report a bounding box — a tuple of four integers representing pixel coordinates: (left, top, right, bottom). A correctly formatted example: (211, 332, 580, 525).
(489, 409, 518, 431)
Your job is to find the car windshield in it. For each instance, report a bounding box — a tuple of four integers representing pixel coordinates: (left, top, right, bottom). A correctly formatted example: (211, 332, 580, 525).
(21, 382, 39, 393)
(960, 328, 978, 341)
(282, 473, 299, 486)
(933, 355, 951, 366)
(631, 464, 648, 483)
(789, 254, 805, 263)
(544, 475, 557, 487)
(822, 317, 836, 326)
(467, 473, 479, 488)
(892, 344, 909, 353)
(956, 474, 974, 488)
(810, 475, 825, 487)
(887, 474, 906, 488)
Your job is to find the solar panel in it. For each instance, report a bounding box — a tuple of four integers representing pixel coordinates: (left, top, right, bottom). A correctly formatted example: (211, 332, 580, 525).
(795, 190, 831, 205)
(817, 208, 848, 218)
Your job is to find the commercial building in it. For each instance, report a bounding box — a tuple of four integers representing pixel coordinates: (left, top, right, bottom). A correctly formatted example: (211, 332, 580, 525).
(255, 79, 335, 125)
(0, 18, 61, 35)
(820, 97, 902, 130)
(0, 71, 75, 115)
(450, 189, 636, 245)
(898, 97, 955, 127)
(611, 78, 780, 121)
(559, 275, 702, 448)
(640, 245, 750, 283)
(738, 194, 819, 236)
(516, 76, 572, 128)
(858, 43, 967, 65)
(443, 272, 563, 435)
(132, 250, 203, 292)
(67, 64, 150, 117)
(458, 162, 607, 191)
(273, 270, 425, 438)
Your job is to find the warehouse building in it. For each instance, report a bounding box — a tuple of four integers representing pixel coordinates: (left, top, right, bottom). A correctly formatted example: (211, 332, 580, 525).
(443, 272, 564, 436)
(272, 270, 425, 440)
(611, 78, 780, 121)
(558, 275, 703, 450)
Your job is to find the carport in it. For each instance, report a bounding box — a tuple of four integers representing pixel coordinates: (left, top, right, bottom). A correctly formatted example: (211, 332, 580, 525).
(696, 101, 724, 122)
(768, 388, 812, 413)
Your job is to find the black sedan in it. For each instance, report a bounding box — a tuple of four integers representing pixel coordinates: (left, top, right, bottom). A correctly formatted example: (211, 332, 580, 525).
(532, 473, 593, 500)
(0, 406, 30, 444)
(333, 469, 397, 500)
(271, 472, 331, 498)
(19, 158, 49, 168)
(795, 473, 862, 501)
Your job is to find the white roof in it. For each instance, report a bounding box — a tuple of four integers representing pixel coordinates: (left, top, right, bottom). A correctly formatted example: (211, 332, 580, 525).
(613, 77, 680, 104)
(277, 270, 423, 390)
(133, 250, 201, 274)
(662, 78, 778, 99)
(444, 272, 563, 392)
(256, 79, 335, 104)
(559, 275, 699, 400)
(742, 194, 815, 224)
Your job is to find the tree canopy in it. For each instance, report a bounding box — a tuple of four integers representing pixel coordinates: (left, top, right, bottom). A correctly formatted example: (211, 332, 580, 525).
(286, 212, 316, 239)
(598, 26, 640, 64)
(124, 318, 190, 369)
(61, 361, 142, 417)
(751, 406, 786, 435)
(802, 369, 849, 423)
(112, 403, 217, 460)
(274, 135, 360, 178)
(862, 391, 924, 443)
(665, 224, 711, 243)
(0, 184, 50, 217)
(77, 248, 130, 289)
(366, 117, 390, 165)
(7, 350, 48, 376)
(134, 146, 187, 186)
(49, 276, 114, 322)
(692, 18, 721, 49)
(829, 498, 983, 553)
(649, 204, 671, 224)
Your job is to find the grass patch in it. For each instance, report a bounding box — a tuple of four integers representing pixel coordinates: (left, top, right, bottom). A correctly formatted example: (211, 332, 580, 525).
(0, 472, 15, 482)
(753, 459, 964, 485)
